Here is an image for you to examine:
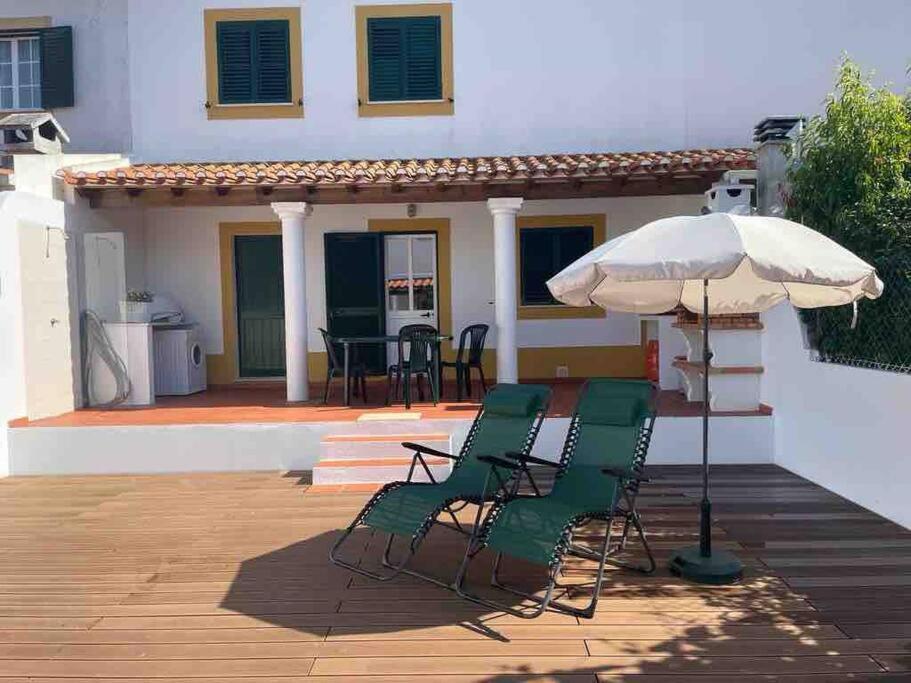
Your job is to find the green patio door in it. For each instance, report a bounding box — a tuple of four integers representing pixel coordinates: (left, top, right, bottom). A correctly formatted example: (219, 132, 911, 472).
(324, 233, 386, 373)
(235, 235, 285, 377)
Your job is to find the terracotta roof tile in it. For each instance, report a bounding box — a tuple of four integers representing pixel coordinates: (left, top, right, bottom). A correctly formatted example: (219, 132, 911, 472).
(58, 148, 755, 189)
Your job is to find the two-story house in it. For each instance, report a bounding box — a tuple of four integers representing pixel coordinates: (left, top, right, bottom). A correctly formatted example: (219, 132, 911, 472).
(1, 0, 909, 477)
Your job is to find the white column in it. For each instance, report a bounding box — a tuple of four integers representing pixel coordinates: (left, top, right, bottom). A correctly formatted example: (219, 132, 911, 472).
(271, 202, 312, 402)
(487, 197, 523, 384)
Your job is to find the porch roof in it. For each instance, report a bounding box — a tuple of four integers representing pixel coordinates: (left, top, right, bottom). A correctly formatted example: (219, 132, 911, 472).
(59, 147, 756, 207)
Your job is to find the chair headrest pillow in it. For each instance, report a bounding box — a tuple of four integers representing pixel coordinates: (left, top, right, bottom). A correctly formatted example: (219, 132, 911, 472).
(582, 397, 646, 426)
(483, 388, 541, 417)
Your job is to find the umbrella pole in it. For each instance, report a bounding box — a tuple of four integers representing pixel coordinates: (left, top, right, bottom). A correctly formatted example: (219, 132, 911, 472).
(667, 278, 743, 585)
(700, 278, 712, 558)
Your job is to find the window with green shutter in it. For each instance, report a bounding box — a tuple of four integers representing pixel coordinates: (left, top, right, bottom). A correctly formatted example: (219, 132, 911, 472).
(520, 227, 594, 306)
(0, 26, 74, 110)
(216, 20, 291, 105)
(366, 15, 442, 102)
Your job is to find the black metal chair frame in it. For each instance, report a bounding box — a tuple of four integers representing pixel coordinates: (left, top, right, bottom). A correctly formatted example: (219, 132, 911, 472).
(329, 395, 549, 590)
(385, 324, 438, 409)
(319, 328, 367, 404)
(452, 402, 657, 619)
(441, 323, 489, 401)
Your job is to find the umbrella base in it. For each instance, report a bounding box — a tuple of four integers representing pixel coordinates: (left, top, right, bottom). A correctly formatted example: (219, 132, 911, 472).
(668, 546, 743, 585)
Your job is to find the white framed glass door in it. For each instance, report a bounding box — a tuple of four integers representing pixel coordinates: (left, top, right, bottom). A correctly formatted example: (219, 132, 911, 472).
(384, 233, 438, 364)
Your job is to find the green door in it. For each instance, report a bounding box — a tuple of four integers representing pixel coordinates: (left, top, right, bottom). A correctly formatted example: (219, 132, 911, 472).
(235, 235, 285, 378)
(324, 233, 385, 373)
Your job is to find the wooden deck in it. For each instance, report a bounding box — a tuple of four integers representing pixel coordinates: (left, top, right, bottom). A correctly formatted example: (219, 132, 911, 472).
(0, 465, 908, 681)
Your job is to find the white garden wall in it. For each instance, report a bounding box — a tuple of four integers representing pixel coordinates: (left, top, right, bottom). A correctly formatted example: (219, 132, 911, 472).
(8, 410, 772, 476)
(8, 156, 144, 417)
(0, 205, 26, 477)
(762, 303, 911, 529)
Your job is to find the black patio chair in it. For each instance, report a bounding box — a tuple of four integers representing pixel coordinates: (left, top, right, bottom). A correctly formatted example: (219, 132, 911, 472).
(319, 328, 368, 404)
(441, 323, 489, 401)
(386, 324, 438, 409)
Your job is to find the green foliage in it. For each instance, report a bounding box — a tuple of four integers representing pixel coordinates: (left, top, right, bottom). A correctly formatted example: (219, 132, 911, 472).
(788, 58, 911, 257)
(787, 58, 911, 370)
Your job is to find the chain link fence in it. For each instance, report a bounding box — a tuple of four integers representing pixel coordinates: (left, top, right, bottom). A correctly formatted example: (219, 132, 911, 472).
(806, 250, 911, 374)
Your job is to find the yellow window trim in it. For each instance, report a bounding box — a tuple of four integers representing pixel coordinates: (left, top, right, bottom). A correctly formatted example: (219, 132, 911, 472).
(355, 3, 454, 118)
(516, 214, 607, 320)
(0, 17, 50, 30)
(368, 217, 454, 360)
(210, 222, 280, 384)
(203, 7, 304, 121)
(212, 218, 454, 385)
(211, 221, 332, 384)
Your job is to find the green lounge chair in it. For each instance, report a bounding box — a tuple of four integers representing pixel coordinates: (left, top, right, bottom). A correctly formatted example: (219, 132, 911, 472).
(330, 383, 552, 587)
(454, 378, 656, 619)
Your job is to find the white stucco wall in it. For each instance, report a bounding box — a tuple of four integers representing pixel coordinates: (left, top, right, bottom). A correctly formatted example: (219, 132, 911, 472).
(0, 0, 131, 153)
(142, 194, 701, 359)
(0, 208, 25, 476)
(7, 156, 142, 417)
(123, 0, 911, 162)
(762, 304, 911, 529)
(0, 1, 906, 163)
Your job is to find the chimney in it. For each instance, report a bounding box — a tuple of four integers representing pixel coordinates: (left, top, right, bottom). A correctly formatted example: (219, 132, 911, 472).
(753, 116, 805, 217)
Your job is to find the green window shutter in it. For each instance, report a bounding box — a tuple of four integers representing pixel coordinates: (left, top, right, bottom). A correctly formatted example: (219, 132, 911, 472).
(520, 227, 594, 306)
(367, 18, 404, 102)
(217, 22, 255, 104)
(521, 230, 557, 306)
(253, 20, 291, 103)
(367, 16, 441, 102)
(403, 16, 441, 100)
(217, 20, 290, 105)
(39, 26, 74, 108)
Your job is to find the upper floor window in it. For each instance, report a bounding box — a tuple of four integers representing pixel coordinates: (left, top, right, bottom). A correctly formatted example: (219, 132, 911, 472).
(0, 36, 41, 109)
(355, 4, 453, 117)
(0, 20, 74, 111)
(367, 16, 440, 102)
(204, 8, 303, 120)
(217, 20, 289, 105)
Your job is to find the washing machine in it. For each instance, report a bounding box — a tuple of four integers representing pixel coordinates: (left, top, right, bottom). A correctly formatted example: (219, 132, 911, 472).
(153, 323, 207, 396)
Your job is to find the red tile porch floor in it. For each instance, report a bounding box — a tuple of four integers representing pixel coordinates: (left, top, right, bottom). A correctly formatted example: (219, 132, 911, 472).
(10, 380, 771, 429)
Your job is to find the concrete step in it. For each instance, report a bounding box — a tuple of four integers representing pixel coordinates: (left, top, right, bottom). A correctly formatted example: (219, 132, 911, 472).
(319, 433, 451, 461)
(312, 457, 451, 486)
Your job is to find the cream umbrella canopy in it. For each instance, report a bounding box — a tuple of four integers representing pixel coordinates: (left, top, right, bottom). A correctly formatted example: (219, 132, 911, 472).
(547, 212, 883, 584)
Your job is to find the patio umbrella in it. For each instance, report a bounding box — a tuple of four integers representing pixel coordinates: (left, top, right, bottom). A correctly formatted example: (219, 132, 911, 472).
(547, 211, 883, 584)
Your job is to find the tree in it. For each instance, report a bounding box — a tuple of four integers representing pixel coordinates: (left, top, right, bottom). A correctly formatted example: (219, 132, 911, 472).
(787, 58, 911, 369)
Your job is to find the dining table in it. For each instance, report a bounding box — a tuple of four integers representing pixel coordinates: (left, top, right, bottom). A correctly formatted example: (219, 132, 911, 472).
(333, 333, 452, 407)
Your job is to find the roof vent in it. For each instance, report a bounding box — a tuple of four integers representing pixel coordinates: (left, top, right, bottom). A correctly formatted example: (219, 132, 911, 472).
(0, 112, 70, 155)
(753, 116, 805, 144)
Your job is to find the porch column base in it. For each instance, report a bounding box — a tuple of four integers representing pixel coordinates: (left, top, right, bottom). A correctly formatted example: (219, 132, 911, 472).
(487, 197, 523, 384)
(272, 202, 312, 402)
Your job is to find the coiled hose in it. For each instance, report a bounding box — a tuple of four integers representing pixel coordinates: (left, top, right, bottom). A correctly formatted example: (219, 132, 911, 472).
(81, 310, 131, 408)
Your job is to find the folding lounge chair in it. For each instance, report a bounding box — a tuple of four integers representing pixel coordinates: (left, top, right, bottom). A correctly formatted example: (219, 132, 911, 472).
(330, 383, 552, 587)
(454, 378, 656, 619)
